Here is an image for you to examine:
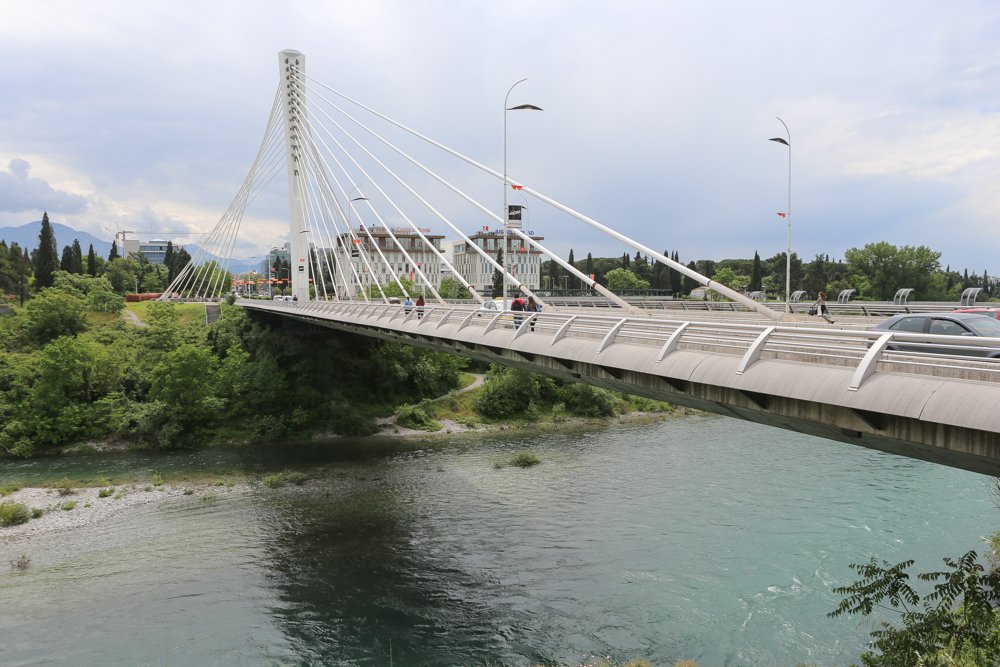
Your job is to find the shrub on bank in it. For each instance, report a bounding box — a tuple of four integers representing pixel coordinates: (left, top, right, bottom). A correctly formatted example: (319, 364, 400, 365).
(395, 403, 441, 431)
(0, 501, 30, 526)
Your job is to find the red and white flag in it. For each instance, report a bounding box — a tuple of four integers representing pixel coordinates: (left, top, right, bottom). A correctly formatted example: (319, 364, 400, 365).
(776, 212, 787, 218)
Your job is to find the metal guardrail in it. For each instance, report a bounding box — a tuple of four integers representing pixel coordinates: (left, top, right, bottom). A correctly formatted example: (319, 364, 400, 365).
(238, 299, 1000, 390)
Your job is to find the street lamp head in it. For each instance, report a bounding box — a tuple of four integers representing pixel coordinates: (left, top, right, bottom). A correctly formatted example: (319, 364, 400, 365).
(769, 137, 790, 146)
(507, 104, 543, 111)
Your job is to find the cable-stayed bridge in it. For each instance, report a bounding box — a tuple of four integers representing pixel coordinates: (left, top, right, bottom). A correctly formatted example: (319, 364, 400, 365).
(164, 50, 1000, 476)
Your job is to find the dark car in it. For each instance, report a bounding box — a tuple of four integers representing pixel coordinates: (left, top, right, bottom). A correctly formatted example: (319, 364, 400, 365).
(872, 312, 1000, 357)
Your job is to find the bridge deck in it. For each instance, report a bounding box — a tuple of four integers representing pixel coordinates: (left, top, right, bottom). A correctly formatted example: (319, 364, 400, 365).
(238, 299, 1000, 476)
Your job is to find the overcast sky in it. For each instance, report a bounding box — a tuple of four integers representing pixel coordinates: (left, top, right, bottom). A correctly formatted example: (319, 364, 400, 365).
(2, 0, 1000, 275)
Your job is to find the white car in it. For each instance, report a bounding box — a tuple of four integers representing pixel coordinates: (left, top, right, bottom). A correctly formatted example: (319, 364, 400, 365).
(478, 298, 505, 313)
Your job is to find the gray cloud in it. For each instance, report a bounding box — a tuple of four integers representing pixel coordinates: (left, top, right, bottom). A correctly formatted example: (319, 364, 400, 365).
(1, 1, 999, 272)
(0, 159, 87, 215)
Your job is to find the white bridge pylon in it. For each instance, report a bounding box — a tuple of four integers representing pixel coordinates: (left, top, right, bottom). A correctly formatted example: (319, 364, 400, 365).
(162, 50, 782, 321)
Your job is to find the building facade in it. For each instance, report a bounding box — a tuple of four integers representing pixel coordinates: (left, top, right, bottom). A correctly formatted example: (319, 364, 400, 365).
(450, 229, 544, 295)
(333, 227, 446, 297)
(122, 238, 178, 265)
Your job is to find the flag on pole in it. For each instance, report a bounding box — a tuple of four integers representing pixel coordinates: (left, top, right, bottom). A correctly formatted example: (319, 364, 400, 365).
(482, 225, 489, 232)
(776, 212, 787, 218)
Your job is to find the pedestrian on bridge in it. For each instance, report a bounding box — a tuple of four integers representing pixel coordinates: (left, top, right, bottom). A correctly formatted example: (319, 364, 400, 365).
(415, 295, 425, 319)
(527, 296, 541, 331)
(811, 291, 835, 324)
(511, 297, 525, 329)
(403, 296, 414, 314)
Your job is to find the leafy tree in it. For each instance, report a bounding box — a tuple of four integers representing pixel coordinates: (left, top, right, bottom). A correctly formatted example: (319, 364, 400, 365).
(34, 212, 59, 290)
(148, 344, 219, 412)
(605, 268, 650, 291)
(104, 258, 140, 294)
(830, 550, 1000, 666)
(844, 242, 942, 300)
(367, 276, 414, 299)
(711, 267, 751, 294)
(438, 276, 471, 299)
(25, 288, 88, 342)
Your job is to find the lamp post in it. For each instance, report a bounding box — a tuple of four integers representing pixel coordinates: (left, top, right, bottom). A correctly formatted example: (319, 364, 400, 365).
(503, 78, 542, 309)
(769, 117, 792, 314)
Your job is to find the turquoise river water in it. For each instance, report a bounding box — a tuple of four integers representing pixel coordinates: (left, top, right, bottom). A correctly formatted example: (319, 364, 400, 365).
(0, 415, 994, 666)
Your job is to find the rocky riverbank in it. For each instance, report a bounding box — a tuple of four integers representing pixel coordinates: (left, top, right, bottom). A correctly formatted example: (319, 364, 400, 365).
(1, 482, 252, 545)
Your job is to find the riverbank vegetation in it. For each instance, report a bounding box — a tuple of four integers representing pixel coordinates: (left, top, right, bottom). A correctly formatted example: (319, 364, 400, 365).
(0, 271, 678, 459)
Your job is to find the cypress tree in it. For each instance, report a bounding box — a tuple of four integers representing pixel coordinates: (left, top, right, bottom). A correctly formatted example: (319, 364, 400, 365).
(60, 245, 74, 272)
(34, 211, 59, 290)
(671, 251, 683, 295)
(164, 241, 175, 281)
(71, 239, 83, 274)
(683, 261, 698, 295)
(87, 244, 97, 276)
(567, 249, 575, 290)
(492, 247, 504, 297)
(751, 251, 762, 292)
(108, 240, 119, 261)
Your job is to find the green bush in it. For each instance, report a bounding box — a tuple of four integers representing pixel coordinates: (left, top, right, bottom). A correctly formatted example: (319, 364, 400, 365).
(395, 404, 441, 431)
(0, 501, 30, 526)
(555, 383, 618, 418)
(60, 501, 76, 511)
(474, 366, 556, 419)
(509, 451, 541, 467)
(98, 488, 114, 498)
(264, 470, 310, 489)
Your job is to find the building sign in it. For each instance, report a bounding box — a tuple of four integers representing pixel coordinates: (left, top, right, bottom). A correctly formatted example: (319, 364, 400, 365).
(507, 205, 523, 229)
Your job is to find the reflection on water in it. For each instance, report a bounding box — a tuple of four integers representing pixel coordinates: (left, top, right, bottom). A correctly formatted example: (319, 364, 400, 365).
(1, 416, 994, 666)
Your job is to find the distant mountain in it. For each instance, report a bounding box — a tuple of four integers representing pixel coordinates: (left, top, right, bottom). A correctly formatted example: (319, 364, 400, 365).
(0, 220, 112, 257)
(0, 220, 265, 273)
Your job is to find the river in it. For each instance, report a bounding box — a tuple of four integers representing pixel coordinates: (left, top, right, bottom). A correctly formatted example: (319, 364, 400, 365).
(0, 415, 993, 666)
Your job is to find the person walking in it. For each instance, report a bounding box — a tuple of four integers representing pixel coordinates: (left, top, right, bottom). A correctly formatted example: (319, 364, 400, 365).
(511, 296, 525, 329)
(415, 294, 425, 319)
(811, 291, 835, 324)
(403, 296, 414, 314)
(526, 296, 541, 331)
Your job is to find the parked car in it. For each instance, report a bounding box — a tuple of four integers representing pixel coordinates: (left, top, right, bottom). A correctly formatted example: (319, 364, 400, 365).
(477, 298, 505, 315)
(953, 307, 1000, 320)
(872, 312, 1000, 357)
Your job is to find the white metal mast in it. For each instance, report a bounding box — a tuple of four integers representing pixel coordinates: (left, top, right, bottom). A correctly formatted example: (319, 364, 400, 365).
(280, 49, 311, 301)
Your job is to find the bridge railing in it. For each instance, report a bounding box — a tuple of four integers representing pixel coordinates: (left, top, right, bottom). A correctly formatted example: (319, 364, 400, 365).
(240, 299, 1000, 389)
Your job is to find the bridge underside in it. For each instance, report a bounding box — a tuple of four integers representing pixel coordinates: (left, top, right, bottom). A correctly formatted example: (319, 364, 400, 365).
(250, 307, 1000, 478)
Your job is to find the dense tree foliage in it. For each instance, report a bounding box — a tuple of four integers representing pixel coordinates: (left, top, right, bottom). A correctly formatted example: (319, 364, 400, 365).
(831, 550, 1000, 665)
(0, 283, 470, 457)
(539, 240, 992, 302)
